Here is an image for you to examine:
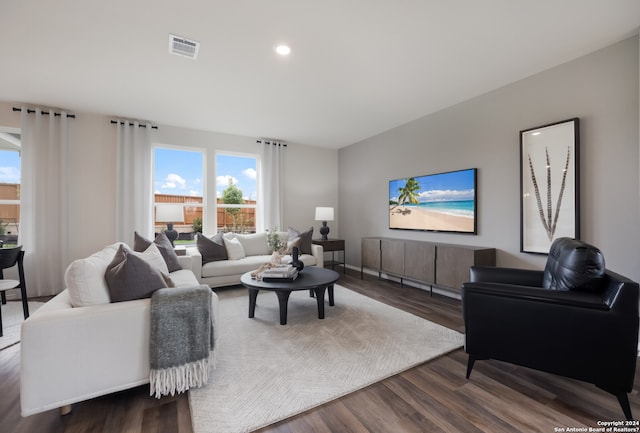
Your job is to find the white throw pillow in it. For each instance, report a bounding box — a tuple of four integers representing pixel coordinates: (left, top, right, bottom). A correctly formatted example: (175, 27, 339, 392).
(129, 242, 169, 275)
(224, 232, 269, 256)
(224, 236, 246, 260)
(65, 243, 123, 307)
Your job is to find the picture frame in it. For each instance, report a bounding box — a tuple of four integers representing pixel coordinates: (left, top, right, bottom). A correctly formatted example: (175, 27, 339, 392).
(520, 118, 580, 254)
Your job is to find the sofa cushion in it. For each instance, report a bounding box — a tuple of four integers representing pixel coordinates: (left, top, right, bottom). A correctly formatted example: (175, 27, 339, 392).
(197, 232, 228, 264)
(105, 244, 170, 303)
(201, 254, 317, 279)
(65, 243, 123, 307)
(134, 231, 181, 273)
(224, 232, 270, 256)
(224, 236, 246, 260)
(288, 227, 313, 255)
(170, 269, 200, 287)
(202, 255, 271, 278)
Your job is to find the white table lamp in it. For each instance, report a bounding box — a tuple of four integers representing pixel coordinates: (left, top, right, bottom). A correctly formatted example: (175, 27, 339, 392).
(315, 207, 334, 240)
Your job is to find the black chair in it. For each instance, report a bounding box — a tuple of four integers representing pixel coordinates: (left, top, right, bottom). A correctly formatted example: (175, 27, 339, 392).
(0, 246, 29, 337)
(462, 238, 639, 420)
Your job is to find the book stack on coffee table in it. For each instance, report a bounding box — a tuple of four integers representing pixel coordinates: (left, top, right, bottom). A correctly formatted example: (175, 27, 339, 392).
(261, 265, 299, 282)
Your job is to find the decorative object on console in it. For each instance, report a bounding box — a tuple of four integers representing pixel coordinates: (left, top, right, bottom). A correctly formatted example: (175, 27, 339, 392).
(520, 118, 579, 254)
(314, 207, 334, 240)
(155, 204, 184, 246)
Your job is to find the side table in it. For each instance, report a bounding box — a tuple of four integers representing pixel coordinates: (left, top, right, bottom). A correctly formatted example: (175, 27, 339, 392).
(312, 239, 345, 274)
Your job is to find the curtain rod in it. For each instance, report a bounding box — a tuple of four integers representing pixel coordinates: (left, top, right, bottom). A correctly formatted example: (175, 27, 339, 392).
(12, 107, 76, 118)
(110, 120, 158, 130)
(256, 139, 287, 147)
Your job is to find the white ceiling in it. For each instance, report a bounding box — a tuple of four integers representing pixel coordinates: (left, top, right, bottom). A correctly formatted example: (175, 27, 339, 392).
(1, 1, 638, 149)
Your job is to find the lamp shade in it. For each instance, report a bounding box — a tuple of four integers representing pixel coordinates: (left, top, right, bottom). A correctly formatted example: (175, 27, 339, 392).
(156, 204, 184, 223)
(315, 207, 334, 221)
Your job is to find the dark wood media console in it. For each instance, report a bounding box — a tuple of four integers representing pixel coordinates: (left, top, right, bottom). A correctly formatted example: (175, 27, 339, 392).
(361, 237, 496, 295)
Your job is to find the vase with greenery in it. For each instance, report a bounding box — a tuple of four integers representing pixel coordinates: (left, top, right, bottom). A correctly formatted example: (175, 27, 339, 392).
(267, 228, 283, 253)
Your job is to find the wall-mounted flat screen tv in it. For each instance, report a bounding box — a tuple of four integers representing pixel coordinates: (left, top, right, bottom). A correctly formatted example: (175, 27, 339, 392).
(389, 168, 477, 234)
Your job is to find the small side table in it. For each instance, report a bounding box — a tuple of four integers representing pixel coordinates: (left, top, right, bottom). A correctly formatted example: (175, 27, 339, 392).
(312, 239, 345, 274)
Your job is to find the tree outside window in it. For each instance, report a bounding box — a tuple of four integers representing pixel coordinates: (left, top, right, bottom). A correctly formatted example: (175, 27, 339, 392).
(216, 153, 257, 233)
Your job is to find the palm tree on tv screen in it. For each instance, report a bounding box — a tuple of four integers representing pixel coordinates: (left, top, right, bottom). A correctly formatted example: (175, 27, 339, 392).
(398, 178, 420, 210)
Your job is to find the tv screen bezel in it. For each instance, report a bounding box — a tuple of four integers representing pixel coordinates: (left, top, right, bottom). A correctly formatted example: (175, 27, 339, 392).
(388, 168, 478, 235)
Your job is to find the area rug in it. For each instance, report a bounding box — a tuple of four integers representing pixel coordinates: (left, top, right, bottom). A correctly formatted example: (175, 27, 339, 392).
(189, 285, 464, 433)
(0, 301, 44, 350)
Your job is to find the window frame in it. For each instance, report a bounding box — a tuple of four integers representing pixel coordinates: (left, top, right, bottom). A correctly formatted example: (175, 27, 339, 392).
(152, 144, 207, 242)
(215, 150, 259, 234)
(0, 127, 22, 242)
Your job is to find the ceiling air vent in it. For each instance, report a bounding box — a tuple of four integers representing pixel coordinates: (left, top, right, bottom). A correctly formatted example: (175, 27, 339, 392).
(169, 34, 200, 59)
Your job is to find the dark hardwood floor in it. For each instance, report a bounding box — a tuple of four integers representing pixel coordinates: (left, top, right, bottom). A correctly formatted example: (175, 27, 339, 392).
(3, 268, 639, 432)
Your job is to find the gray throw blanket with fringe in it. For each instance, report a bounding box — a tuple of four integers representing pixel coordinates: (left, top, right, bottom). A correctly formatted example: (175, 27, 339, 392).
(149, 285, 215, 398)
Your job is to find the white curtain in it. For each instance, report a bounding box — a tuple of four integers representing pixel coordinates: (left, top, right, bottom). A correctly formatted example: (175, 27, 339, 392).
(258, 140, 286, 232)
(115, 121, 153, 246)
(20, 107, 70, 296)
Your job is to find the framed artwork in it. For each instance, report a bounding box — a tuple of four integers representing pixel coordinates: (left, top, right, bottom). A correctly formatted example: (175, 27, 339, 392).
(520, 118, 580, 254)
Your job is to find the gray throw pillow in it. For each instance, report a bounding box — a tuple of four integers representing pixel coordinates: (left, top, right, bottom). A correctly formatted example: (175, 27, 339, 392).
(197, 232, 228, 264)
(134, 231, 182, 273)
(288, 227, 313, 255)
(105, 244, 169, 303)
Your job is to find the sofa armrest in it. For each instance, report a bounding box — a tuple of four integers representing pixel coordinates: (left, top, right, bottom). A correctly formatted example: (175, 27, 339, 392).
(21, 290, 153, 415)
(21, 288, 219, 416)
(311, 243, 323, 268)
(469, 266, 544, 287)
(186, 247, 203, 283)
(462, 282, 609, 311)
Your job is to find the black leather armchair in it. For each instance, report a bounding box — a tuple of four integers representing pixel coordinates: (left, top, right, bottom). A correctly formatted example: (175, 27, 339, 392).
(462, 238, 639, 420)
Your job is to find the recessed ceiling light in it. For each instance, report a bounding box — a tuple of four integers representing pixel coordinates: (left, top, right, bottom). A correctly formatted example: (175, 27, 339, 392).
(274, 44, 291, 56)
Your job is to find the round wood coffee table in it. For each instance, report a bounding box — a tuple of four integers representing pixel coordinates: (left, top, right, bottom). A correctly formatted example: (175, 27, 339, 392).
(240, 266, 340, 325)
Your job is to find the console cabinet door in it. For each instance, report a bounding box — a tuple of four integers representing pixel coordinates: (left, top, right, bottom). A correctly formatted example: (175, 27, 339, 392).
(404, 241, 435, 284)
(381, 239, 404, 275)
(436, 246, 496, 292)
(361, 238, 381, 270)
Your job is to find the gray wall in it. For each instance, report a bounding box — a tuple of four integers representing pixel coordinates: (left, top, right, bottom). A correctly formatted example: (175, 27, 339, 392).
(339, 35, 640, 283)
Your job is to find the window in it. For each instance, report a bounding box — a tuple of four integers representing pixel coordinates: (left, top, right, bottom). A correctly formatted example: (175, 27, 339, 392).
(0, 129, 21, 246)
(153, 147, 205, 243)
(216, 153, 258, 233)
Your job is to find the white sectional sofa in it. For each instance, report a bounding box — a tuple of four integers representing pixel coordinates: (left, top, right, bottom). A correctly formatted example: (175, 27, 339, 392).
(20, 241, 218, 416)
(187, 231, 324, 288)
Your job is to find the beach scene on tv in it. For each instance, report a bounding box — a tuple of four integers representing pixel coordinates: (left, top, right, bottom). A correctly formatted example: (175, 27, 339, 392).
(389, 169, 476, 233)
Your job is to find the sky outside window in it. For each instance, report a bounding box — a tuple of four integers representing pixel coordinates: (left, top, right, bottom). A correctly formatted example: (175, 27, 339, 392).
(153, 149, 257, 201)
(154, 148, 203, 197)
(0, 150, 21, 183)
(215, 154, 257, 201)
